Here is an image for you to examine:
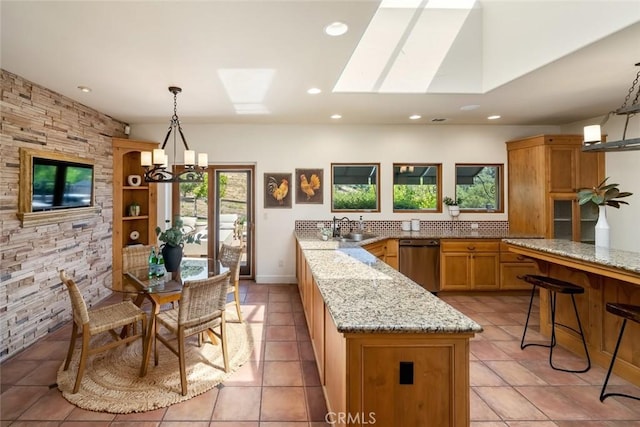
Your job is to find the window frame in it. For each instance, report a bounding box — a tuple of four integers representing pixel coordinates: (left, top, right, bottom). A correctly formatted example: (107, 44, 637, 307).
(331, 163, 381, 213)
(454, 163, 504, 213)
(392, 163, 442, 213)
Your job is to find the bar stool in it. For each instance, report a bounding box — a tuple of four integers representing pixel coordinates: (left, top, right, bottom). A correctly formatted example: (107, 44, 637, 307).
(600, 303, 640, 402)
(519, 274, 591, 373)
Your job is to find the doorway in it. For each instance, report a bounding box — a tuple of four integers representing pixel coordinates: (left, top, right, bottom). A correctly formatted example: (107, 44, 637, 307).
(173, 164, 254, 279)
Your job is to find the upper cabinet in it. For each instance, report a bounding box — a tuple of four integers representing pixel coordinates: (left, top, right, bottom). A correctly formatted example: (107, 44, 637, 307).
(112, 137, 158, 290)
(506, 134, 605, 242)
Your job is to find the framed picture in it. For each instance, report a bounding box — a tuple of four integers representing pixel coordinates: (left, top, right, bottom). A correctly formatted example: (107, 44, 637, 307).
(264, 173, 292, 208)
(295, 168, 323, 204)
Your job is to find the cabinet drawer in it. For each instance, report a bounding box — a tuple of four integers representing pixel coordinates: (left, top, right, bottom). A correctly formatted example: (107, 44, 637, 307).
(441, 240, 499, 253)
(500, 252, 535, 263)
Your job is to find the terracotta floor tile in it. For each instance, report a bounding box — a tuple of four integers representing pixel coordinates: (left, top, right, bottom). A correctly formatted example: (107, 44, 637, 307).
(269, 292, 292, 302)
(264, 341, 300, 361)
(485, 361, 548, 386)
(263, 361, 303, 386)
(265, 325, 297, 341)
(211, 386, 262, 420)
(517, 360, 589, 386)
(293, 311, 308, 326)
(113, 407, 167, 421)
(163, 387, 218, 420)
(209, 423, 259, 427)
(295, 324, 311, 341)
(480, 325, 519, 341)
(298, 341, 316, 361)
(65, 406, 116, 421)
(260, 386, 307, 421)
(506, 422, 560, 427)
(14, 340, 68, 362)
(245, 293, 269, 303)
(305, 386, 328, 421)
(15, 360, 61, 386)
(266, 312, 295, 326)
(268, 302, 293, 313)
(0, 385, 50, 419)
(471, 361, 509, 386)
(301, 361, 321, 386)
(474, 386, 549, 421)
(223, 360, 264, 387)
(470, 340, 514, 361)
(470, 422, 508, 426)
(470, 388, 501, 421)
(0, 360, 41, 386)
(243, 304, 267, 323)
(260, 423, 309, 427)
(482, 312, 524, 326)
(17, 387, 75, 421)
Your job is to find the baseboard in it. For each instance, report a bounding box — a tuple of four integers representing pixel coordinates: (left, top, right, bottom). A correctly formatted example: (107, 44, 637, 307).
(255, 274, 297, 284)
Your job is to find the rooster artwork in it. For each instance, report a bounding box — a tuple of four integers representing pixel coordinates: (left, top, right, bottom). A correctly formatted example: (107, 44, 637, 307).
(264, 173, 292, 208)
(295, 168, 323, 204)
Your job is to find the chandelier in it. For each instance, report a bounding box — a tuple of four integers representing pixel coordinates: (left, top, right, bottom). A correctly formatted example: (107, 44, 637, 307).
(141, 86, 207, 182)
(583, 62, 640, 152)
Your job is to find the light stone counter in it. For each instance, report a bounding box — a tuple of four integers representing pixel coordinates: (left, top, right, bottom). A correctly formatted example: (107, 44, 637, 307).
(299, 243, 482, 334)
(503, 238, 640, 275)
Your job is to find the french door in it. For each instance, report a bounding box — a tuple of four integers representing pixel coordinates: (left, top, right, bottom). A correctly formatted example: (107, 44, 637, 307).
(172, 164, 254, 278)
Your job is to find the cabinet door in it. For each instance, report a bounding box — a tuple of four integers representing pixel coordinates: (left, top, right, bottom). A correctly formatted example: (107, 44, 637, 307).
(312, 279, 325, 384)
(385, 239, 399, 270)
(471, 253, 500, 290)
(548, 146, 577, 192)
(500, 262, 538, 290)
(363, 241, 385, 259)
(440, 253, 470, 291)
(549, 195, 598, 243)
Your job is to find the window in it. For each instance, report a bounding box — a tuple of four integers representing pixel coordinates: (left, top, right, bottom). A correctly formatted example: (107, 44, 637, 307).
(454, 164, 503, 212)
(393, 163, 441, 212)
(331, 163, 380, 212)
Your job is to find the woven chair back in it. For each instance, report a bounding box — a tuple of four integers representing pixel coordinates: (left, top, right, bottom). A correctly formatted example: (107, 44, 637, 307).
(219, 243, 243, 281)
(179, 272, 230, 328)
(59, 270, 90, 326)
(123, 245, 153, 272)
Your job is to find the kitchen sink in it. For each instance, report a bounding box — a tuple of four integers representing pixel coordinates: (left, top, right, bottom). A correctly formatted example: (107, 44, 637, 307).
(336, 233, 377, 242)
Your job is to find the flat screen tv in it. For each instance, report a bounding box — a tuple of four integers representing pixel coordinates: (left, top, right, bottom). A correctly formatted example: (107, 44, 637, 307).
(31, 157, 94, 211)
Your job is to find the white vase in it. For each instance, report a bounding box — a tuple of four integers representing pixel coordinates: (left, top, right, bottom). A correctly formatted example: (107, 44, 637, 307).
(595, 205, 610, 248)
(448, 205, 460, 217)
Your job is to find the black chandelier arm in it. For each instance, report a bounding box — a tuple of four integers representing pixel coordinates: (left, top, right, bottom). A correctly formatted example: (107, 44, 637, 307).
(177, 125, 190, 150)
(161, 124, 174, 150)
(143, 166, 205, 183)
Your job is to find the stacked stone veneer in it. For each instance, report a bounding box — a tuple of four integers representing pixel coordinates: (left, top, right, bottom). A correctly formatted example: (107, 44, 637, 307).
(0, 69, 128, 361)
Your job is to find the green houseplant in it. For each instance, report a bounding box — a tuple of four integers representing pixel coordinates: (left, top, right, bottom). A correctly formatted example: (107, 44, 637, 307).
(155, 216, 201, 272)
(443, 196, 458, 206)
(577, 177, 632, 212)
(577, 177, 632, 248)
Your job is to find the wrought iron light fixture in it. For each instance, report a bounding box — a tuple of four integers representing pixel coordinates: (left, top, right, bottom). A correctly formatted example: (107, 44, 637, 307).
(141, 86, 208, 182)
(583, 62, 640, 152)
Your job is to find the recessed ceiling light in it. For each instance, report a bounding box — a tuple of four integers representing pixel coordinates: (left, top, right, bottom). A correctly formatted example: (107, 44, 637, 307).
(331, 114, 342, 119)
(324, 22, 348, 36)
(460, 104, 479, 111)
(487, 115, 501, 120)
(307, 87, 322, 95)
(409, 114, 422, 120)
(77, 85, 91, 93)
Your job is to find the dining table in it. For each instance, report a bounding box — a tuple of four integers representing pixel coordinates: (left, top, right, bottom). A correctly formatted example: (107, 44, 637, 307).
(120, 257, 228, 376)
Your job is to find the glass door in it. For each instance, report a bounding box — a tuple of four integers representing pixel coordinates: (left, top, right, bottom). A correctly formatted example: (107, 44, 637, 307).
(172, 165, 254, 278)
(213, 166, 254, 277)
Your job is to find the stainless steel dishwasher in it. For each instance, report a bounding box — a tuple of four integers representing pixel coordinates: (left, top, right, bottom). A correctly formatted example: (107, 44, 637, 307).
(398, 239, 441, 292)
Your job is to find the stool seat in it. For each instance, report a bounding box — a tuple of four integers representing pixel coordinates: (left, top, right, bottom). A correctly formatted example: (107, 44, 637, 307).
(521, 275, 584, 294)
(600, 303, 640, 402)
(606, 303, 640, 323)
(519, 274, 590, 373)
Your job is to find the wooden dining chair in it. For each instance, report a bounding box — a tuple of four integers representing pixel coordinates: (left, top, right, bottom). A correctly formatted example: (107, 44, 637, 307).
(59, 269, 147, 393)
(154, 272, 231, 396)
(219, 243, 244, 322)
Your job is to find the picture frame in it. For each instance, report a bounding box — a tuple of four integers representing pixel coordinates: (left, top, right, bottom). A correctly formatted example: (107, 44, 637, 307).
(295, 168, 323, 204)
(264, 172, 292, 208)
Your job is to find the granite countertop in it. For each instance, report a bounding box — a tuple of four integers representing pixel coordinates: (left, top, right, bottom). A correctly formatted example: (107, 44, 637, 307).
(298, 242, 483, 335)
(503, 239, 640, 275)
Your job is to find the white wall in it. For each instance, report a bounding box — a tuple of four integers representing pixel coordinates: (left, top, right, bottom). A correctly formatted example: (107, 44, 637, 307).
(131, 123, 562, 283)
(563, 115, 640, 252)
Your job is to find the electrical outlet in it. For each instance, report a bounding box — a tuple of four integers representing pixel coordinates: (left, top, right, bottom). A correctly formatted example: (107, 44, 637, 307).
(470, 223, 479, 229)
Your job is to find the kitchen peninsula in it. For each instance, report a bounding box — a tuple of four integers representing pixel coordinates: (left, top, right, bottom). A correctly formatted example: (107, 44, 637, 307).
(295, 236, 482, 427)
(504, 239, 640, 386)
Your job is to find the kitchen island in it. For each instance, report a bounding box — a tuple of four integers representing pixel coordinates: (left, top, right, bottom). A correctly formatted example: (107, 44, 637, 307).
(504, 239, 640, 386)
(295, 237, 482, 427)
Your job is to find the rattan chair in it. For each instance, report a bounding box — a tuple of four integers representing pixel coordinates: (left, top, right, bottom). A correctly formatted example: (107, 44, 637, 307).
(219, 243, 244, 322)
(154, 272, 231, 396)
(122, 245, 152, 299)
(59, 269, 147, 393)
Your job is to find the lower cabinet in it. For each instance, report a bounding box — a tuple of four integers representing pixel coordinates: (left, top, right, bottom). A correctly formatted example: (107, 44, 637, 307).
(440, 240, 500, 291)
(499, 243, 539, 290)
(362, 239, 399, 271)
(298, 245, 472, 426)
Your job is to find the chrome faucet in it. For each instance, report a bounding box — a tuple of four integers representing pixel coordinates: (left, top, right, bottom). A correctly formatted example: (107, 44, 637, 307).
(332, 216, 351, 237)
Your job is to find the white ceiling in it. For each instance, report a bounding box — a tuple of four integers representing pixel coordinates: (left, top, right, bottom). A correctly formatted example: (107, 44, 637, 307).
(1, 0, 639, 126)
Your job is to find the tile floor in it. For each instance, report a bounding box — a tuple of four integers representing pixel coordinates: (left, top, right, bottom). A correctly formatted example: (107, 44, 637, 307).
(1, 283, 639, 426)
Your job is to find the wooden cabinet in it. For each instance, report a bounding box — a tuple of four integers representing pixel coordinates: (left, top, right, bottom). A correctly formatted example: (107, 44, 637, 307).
(112, 138, 158, 291)
(362, 239, 399, 270)
(440, 240, 500, 291)
(499, 242, 539, 290)
(507, 134, 604, 242)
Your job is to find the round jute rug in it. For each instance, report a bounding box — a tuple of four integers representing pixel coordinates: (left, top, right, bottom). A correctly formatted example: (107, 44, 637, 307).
(56, 318, 254, 413)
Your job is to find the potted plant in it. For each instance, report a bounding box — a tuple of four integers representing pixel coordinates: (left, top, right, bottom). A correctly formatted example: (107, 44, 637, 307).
(577, 177, 632, 248)
(443, 196, 462, 217)
(156, 216, 201, 272)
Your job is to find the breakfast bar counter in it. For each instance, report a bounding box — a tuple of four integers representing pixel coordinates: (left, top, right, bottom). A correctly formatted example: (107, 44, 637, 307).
(295, 237, 481, 427)
(504, 239, 640, 386)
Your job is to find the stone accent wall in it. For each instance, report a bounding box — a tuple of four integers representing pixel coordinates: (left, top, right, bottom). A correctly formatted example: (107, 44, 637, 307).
(0, 69, 128, 361)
